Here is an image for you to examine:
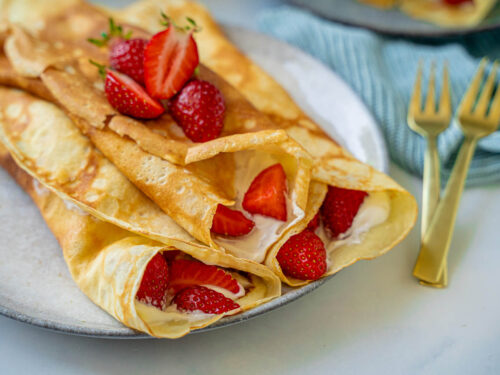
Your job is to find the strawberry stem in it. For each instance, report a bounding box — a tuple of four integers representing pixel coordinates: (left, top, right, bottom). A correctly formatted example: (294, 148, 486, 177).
(88, 59, 107, 79)
(87, 17, 132, 47)
(160, 12, 202, 33)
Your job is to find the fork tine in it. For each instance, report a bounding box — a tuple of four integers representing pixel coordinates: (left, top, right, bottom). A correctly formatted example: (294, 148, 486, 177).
(458, 58, 488, 115)
(424, 62, 436, 115)
(438, 63, 451, 118)
(474, 61, 498, 117)
(409, 61, 423, 116)
(487, 63, 500, 124)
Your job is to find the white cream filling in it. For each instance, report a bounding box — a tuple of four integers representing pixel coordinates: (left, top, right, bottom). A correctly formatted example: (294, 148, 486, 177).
(318, 191, 391, 257)
(213, 151, 304, 263)
(135, 300, 214, 324)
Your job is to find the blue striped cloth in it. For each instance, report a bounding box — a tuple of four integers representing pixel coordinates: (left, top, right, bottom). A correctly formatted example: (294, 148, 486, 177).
(258, 6, 500, 186)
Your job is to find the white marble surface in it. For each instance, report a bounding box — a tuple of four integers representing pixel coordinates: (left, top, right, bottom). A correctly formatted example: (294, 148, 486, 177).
(0, 1, 499, 374)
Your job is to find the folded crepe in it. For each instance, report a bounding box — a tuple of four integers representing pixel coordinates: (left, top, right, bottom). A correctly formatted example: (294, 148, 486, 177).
(0, 2, 314, 264)
(0, 122, 281, 339)
(359, 0, 498, 27)
(116, 0, 418, 285)
(0, 0, 417, 287)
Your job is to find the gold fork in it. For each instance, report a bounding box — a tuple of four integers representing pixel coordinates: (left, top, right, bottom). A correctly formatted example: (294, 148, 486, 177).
(413, 59, 500, 284)
(408, 62, 452, 287)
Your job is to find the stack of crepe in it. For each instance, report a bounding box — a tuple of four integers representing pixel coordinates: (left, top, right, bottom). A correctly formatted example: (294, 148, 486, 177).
(0, 0, 417, 338)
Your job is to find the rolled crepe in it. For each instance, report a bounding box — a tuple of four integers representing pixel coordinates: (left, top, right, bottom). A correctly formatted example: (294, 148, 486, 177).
(117, 0, 418, 285)
(0, 143, 281, 339)
(0, 2, 313, 262)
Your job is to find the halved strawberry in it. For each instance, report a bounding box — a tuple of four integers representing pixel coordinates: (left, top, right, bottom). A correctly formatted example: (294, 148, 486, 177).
(174, 285, 240, 314)
(277, 230, 327, 280)
(242, 163, 288, 221)
(105, 70, 164, 119)
(136, 253, 169, 309)
(110, 38, 147, 84)
(169, 259, 241, 295)
(306, 212, 320, 231)
(211, 204, 255, 236)
(321, 186, 368, 238)
(143, 26, 199, 99)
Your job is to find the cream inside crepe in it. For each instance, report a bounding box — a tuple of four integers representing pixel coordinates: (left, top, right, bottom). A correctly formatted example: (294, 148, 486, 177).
(0, 125, 281, 339)
(116, 0, 418, 285)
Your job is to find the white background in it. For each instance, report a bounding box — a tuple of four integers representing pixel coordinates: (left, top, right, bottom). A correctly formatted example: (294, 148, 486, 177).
(0, 1, 499, 374)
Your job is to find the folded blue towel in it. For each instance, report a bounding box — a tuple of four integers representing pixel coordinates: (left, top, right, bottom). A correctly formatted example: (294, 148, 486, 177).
(258, 6, 500, 186)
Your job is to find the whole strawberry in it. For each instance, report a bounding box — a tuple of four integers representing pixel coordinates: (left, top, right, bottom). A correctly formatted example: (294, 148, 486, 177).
(174, 285, 240, 314)
(136, 253, 169, 309)
(110, 38, 147, 84)
(321, 186, 368, 238)
(169, 79, 225, 142)
(277, 230, 327, 280)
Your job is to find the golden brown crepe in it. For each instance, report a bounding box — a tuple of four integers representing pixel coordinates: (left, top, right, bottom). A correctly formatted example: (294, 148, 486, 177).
(117, 0, 418, 285)
(0, 2, 314, 262)
(0, 131, 281, 339)
(0, 0, 417, 288)
(358, 0, 498, 27)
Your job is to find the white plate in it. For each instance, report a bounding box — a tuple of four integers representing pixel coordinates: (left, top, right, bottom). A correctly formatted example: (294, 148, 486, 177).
(0, 26, 388, 338)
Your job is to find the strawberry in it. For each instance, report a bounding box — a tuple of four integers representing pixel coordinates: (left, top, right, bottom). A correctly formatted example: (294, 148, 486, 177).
(104, 69, 164, 119)
(136, 253, 169, 309)
(169, 79, 225, 142)
(169, 259, 241, 295)
(306, 213, 320, 231)
(443, 0, 472, 5)
(143, 26, 199, 99)
(242, 163, 288, 221)
(321, 186, 368, 238)
(162, 250, 182, 263)
(276, 230, 327, 280)
(174, 285, 240, 314)
(211, 204, 255, 236)
(109, 38, 147, 84)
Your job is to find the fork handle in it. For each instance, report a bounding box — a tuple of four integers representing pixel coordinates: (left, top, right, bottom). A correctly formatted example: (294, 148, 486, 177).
(421, 136, 440, 237)
(413, 136, 478, 283)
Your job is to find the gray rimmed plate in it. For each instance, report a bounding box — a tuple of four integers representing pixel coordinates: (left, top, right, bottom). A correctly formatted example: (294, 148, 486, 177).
(0, 26, 388, 338)
(289, 0, 500, 37)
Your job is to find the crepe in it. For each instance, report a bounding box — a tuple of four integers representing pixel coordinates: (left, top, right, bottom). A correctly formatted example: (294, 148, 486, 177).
(0, 121, 280, 339)
(358, 0, 498, 27)
(400, 0, 498, 27)
(0, 0, 417, 288)
(116, 0, 418, 286)
(0, 1, 313, 262)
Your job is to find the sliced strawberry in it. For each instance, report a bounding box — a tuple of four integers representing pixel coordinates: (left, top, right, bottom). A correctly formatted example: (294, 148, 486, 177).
(105, 70, 164, 119)
(442, 0, 472, 5)
(321, 186, 368, 238)
(162, 250, 182, 263)
(277, 230, 327, 280)
(211, 204, 255, 236)
(242, 163, 288, 221)
(169, 79, 225, 142)
(136, 253, 169, 309)
(306, 213, 320, 231)
(109, 38, 147, 84)
(174, 285, 240, 314)
(143, 26, 199, 99)
(169, 259, 241, 295)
